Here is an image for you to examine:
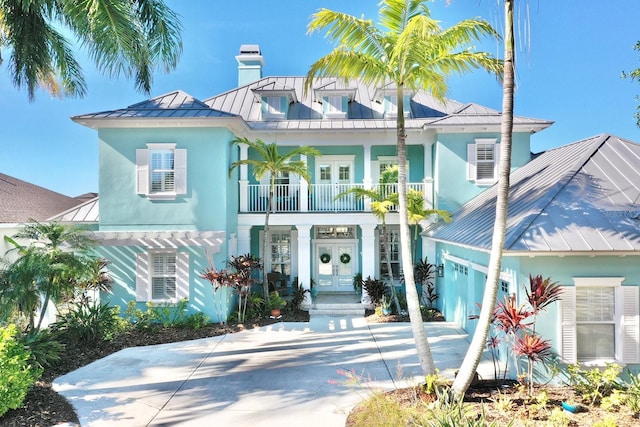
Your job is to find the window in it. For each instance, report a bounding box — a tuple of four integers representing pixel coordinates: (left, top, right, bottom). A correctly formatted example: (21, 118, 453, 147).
(135, 251, 190, 302)
(263, 96, 286, 120)
(136, 143, 187, 199)
(467, 139, 499, 184)
(560, 278, 639, 364)
(384, 95, 410, 118)
(316, 225, 355, 239)
(270, 230, 291, 276)
(380, 227, 400, 279)
(150, 150, 175, 192)
(151, 253, 177, 300)
(323, 95, 347, 119)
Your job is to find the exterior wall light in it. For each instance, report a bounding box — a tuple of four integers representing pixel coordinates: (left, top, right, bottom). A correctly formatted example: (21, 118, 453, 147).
(436, 264, 445, 278)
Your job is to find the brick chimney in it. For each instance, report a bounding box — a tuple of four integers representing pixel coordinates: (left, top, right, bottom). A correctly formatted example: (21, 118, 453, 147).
(236, 44, 264, 86)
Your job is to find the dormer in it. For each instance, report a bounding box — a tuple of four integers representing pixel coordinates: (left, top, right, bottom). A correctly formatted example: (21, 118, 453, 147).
(252, 82, 297, 121)
(374, 83, 414, 118)
(313, 81, 357, 119)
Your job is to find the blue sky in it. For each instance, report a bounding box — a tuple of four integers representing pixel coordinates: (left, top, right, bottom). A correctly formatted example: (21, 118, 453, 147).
(2, 0, 640, 197)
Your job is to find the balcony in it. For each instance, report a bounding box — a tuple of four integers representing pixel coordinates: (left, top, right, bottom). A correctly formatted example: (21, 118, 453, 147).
(241, 182, 427, 213)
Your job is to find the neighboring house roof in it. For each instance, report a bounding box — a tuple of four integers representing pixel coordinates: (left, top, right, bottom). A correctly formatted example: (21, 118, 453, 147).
(0, 173, 84, 223)
(48, 196, 99, 223)
(73, 78, 552, 133)
(427, 134, 640, 254)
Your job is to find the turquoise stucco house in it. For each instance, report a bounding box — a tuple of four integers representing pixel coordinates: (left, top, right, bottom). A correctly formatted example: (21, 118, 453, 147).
(70, 44, 558, 324)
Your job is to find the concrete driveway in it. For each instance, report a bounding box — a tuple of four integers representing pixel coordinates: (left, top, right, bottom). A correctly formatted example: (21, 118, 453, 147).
(53, 317, 492, 426)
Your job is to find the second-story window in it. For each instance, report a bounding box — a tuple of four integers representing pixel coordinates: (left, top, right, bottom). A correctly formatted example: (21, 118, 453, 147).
(136, 143, 187, 199)
(150, 149, 175, 192)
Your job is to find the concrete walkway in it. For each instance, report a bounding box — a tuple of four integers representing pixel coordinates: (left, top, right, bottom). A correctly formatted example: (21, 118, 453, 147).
(53, 318, 493, 427)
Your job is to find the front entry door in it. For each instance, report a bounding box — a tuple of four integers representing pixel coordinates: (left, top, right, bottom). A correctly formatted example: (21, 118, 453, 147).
(316, 242, 357, 292)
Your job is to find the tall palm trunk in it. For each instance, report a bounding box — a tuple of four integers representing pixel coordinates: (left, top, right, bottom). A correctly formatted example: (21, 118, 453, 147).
(397, 84, 436, 375)
(263, 175, 275, 302)
(451, 0, 515, 397)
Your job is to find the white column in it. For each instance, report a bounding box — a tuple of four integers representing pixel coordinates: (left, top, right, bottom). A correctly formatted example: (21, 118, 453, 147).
(237, 225, 251, 255)
(299, 154, 309, 212)
(296, 224, 313, 305)
(239, 143, 249, 212)
(360, 224, 376, 305)
(423, 140, 434, 209)
(363, 144, 372, 211)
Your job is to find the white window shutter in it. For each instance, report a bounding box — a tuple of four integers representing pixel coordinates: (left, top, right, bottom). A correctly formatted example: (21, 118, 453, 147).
(174, 149, 187, 194)
(136, 149, 149, 194)
(621, 286, 640, 364)
(467, 144, 477, 181)
(560, 286, 577, 364)
(135, 253, 150, 301)
(176, 252, 190, 300)
(493, 144, 501, 180)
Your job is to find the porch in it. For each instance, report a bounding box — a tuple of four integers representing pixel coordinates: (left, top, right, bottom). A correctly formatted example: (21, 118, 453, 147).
(241, 182, 428, 213)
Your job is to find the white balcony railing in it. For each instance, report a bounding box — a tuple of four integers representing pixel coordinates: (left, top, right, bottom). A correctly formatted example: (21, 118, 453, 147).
(244, 182, 425, 213)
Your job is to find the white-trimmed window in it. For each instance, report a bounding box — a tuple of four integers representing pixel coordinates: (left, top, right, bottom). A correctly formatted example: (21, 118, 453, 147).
(379, 227, 400, 279)
(323, 95, 347, 119)
(467, 138, 499, 184)
(263, 96, 286, 120)
(135, 251, 190, 302)
(270, 230, 291, 276)
(560, 277, 639, 365)
(384, 95, 410, 118)
(136, 143, 187, 199)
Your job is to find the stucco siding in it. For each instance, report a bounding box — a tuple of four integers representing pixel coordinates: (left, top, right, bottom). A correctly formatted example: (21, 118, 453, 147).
(98, 127, 235, 230)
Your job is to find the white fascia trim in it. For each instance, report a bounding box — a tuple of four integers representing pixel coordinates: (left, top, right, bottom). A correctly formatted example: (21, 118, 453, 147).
(71, 116, 250, 133)
(572, 277, 625, 287)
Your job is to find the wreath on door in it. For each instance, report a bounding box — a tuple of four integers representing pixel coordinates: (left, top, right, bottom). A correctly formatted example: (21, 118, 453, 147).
(320, 253, 331, 264)
(340, 253, 351, 264)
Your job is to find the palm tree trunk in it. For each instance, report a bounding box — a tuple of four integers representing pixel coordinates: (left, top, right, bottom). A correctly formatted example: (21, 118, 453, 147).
(397, 84, 436, 375)
(451, 0, 515, 398)
(263, 176, 275, 303)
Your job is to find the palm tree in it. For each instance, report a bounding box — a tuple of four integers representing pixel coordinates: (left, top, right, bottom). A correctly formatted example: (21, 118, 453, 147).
(306, 0, 501, 375)
(229, 137, 320, 301)
(451, 0, 516, 398)
(0, 0, 182, 100)
(2, 221, 95, 330)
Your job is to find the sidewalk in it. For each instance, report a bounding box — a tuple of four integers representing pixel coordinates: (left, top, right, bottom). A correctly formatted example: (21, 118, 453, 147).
(53, 318, 493, 426)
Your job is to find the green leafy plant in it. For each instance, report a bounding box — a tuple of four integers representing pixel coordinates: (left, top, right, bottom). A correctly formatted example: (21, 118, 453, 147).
(150, 299, 189, 327)
(0, 324, 43, 417)
(267, 291, 286, 311)
(52, 303, 124, 343)
(21, 329, 65, 369)
(290, 282, 309, 311)
(183, 312, 209, 331)
(352, 273, 363, 293)
(362, 276, 386, 306)
(566, 363, 623, 405)
(414, 258, 437, 308)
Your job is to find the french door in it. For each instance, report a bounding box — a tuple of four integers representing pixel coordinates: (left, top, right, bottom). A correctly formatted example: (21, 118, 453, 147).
(315, 156, 353, 210)
(315, 242, 357, 292)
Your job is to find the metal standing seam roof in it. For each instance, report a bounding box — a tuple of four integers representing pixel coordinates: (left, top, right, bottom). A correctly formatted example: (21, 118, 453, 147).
(427, 134, 640, 253)
(72, 78, 552, 132)
(48, 196, 99, 223)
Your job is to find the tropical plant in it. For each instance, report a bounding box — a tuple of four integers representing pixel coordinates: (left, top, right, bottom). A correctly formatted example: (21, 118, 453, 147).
(1, 221, 95, 331)
(199, 266, 234, 325)
(514, 333, 554, 395)
(452, 0, 516, 397)
(51, 302, 123, 344)
(267, 291, 286, 311)
(229, 138, 319, 302)
(291, 282, 310, 310)
(306, 0, 501, 376)
(566, 363, 624, 405)
(0, 0, 183, 100)
(414, 258, 437, 308)
(0, 324, 43, 417)
(20, 328, 65, 370)
(362, 276, 387, 306)
(227, 253, 262, 322)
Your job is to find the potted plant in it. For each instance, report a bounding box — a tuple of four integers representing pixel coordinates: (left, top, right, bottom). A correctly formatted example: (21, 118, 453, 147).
(268, 291, 286, 317)
(352, 273, 363, 294)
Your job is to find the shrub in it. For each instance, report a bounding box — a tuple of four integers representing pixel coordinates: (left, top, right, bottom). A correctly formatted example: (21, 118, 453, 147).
(0, 324, 43, 417)
(363, 276, 386, 305)
(290, 282, 309, 310)
(21, 329, 65, 369)
(183, 312, 209, 331)
(566, 363, 623, 405)
(53, 303, 125, 343)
